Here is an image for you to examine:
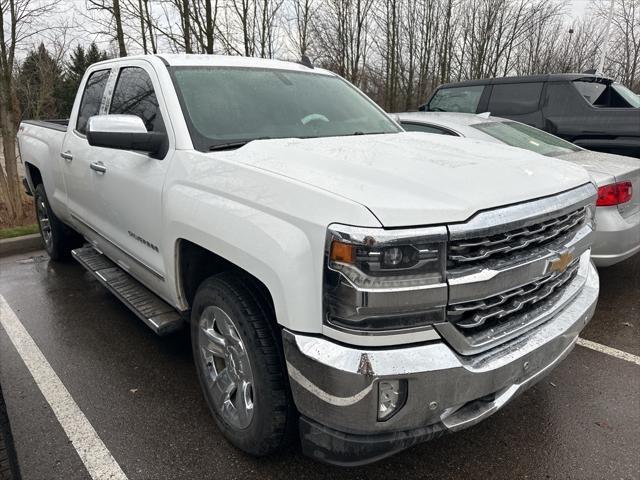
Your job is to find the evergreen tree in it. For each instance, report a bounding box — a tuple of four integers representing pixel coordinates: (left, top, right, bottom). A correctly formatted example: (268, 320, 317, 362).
(58, 42, 110, 117)
(16, 43, 64, 120)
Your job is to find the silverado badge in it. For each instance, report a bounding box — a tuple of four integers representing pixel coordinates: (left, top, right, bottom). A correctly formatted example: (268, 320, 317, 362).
(549, 251, 574, 274)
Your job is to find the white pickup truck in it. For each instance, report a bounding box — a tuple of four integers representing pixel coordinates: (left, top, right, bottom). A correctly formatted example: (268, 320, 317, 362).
(18, 54, 600, 465)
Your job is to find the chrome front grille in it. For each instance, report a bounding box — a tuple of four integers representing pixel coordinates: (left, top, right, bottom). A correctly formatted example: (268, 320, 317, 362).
(439, 183, 597, 355)
(447, 259, 580, 331)
(448, 206, 587, 267)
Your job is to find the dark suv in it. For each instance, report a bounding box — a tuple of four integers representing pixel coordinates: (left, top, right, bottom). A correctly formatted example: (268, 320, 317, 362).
(419, 74, 640, 158)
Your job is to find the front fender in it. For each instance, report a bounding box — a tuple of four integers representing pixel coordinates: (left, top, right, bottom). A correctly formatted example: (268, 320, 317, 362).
(162, 157, 380, 333)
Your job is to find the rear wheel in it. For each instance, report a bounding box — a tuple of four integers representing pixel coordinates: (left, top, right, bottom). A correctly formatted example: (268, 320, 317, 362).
(34, 184, 82, 260)
(191, 272, 294, 455)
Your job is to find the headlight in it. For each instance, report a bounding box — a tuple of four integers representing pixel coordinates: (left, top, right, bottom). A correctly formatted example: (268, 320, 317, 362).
(323, 224, 447, 333)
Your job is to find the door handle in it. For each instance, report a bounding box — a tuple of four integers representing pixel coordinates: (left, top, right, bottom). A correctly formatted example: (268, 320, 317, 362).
(90, 161, 107, 174)
(60, 151, 73, 162)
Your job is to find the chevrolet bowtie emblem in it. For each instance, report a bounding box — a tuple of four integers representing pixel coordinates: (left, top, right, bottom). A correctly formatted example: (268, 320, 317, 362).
(549, 251, 574, 273)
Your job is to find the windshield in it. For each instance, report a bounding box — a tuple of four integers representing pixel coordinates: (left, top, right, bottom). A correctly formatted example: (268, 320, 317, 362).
(171, 66, 401, 150)
(612, 83, 640, 108)
(427, 85, 484, 113)
(471, 121, 581, 157)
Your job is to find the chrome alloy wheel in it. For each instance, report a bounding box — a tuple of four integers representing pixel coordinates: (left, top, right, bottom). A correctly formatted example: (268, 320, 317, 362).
(36, 197, 53, 250)
(198, 306, 255, 429)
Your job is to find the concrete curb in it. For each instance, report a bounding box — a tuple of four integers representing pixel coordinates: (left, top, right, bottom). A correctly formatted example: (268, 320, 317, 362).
(0, 234, 43, 257)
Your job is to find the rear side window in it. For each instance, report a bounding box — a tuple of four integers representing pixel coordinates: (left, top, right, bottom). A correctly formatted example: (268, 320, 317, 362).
(488, 83, 543, 115)
(401, 122, 457, 135)
(428, 86, 484, 113)
(573, 81, 606, 105)
(109, 67, 164, 132)
(76, 69, 110, 135)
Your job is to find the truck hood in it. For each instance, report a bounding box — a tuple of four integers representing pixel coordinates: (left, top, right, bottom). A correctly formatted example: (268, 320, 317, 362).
(234, 132, 592, 227)
(557, 150, 640, 186)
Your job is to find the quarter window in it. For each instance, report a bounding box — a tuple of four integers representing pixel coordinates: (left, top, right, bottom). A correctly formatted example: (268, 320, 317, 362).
(109, 67, 164, 132)
(76, 69, 110, 135)
(488, 83, 543, 115)
(428, 85, 484, 113)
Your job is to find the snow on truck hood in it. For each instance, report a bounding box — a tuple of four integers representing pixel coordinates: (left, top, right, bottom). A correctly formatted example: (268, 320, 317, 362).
(235, 132, 592, 227)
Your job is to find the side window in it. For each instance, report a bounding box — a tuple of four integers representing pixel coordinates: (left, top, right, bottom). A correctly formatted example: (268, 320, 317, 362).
(76, 69, 110, 135)
(573, 81, 606, 105)
(401, 122, 456, 135)
(428, 86, 485, 113)
(488, 82, 543, 115)
(109, 67, 164, 132)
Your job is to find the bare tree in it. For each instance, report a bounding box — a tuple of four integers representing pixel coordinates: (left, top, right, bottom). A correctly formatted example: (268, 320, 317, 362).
(87, 0, 128, 56)
(313, 0, 374, 86)
(288, 0, 316, 57)
(0, 0, 60, 221)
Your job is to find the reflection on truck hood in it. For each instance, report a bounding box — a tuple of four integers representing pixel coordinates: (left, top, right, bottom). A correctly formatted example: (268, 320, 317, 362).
(235, 132, 592, 227)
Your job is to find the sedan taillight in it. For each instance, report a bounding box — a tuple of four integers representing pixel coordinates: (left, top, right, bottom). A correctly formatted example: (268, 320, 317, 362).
(596, 181, 633, 206)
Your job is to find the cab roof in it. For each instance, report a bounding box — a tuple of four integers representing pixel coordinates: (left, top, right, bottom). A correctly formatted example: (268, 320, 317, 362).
(92, 53, 333, 75)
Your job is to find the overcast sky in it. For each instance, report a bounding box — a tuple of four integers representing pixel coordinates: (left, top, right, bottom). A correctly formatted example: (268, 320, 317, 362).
(15, 0, 600, 59)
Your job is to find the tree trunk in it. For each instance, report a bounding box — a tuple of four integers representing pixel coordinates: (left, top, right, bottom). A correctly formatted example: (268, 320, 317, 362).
(183, 0, 193, 53)
(138, 0, 148, 54)
(205, 0, 214, 53)
(113, 0, 128, 56)
(0, 103, 23, 221)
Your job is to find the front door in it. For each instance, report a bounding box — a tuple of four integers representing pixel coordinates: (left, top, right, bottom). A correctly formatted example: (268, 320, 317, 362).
(88, 60, 174, 297)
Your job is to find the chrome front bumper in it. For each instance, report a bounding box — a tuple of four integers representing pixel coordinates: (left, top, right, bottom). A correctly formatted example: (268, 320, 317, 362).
(283, 261, 599, 465)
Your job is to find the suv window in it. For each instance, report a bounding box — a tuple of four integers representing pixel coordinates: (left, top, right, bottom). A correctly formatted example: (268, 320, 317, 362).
(109, 67, 164, 132)
(573, 80, 640, 108)
(401, 122, 457, 135)
(573, 81, 606, 105)
(488, 82, 543, 115)
(427, 85, 484, 113)
(76, 69, 110, 134)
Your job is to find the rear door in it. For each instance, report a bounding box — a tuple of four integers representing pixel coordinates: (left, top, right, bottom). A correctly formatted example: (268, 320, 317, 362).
(486, 82, 544, 128)
(89, 60, 174, 295)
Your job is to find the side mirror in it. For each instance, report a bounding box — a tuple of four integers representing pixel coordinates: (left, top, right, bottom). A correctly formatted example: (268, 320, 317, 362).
(86, 115, 168, 157)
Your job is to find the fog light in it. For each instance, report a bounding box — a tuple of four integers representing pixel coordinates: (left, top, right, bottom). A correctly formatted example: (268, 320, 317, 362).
(377, 380, 407, 421)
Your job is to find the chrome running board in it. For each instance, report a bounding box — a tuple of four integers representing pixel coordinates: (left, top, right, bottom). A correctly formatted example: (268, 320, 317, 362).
(72, 246, 183, 335)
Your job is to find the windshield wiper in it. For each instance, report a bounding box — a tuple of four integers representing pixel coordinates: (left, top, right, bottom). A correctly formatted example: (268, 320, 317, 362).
(351, 131, 394, 136)
(209, 141, 253, 151)
(208, 137, 271, 151)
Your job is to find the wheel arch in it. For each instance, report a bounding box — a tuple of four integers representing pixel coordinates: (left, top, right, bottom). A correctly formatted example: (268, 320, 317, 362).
(25, 162, 43, 189)
(175, 238, 276, 322)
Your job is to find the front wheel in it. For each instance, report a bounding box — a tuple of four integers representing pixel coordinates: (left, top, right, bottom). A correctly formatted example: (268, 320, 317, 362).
(191, 272, 294, 456)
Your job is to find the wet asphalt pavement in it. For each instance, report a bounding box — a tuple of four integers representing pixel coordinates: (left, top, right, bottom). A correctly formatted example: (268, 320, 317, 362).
(0, 250, 638, 480)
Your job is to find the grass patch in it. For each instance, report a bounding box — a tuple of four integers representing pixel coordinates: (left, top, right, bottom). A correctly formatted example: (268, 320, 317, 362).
(0, 223, 39, 240)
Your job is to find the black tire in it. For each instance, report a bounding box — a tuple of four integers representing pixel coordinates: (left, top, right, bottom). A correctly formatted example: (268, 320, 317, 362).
(0, 385, 21, 480)
(34, 184, 82, 260)
(191, 272, 294, 456)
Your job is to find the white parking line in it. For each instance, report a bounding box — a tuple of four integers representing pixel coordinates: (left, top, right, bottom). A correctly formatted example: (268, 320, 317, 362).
(0, 295, 128, 480)
(577, 337, 640, 366)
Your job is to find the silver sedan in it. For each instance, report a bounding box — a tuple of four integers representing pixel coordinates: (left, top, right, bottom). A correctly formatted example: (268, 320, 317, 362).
(395, 112, 640, 267)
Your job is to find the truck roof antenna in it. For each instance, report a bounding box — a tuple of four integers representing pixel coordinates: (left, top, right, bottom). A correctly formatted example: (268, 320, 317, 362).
(300, 55, 314, 69)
